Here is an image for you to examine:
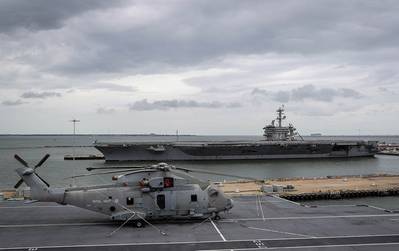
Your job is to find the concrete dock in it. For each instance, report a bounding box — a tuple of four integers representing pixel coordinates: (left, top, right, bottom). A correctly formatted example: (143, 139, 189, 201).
(222, 174, 399, 200)
(64, 154, 104, 160)
(1, 195, 399, 250)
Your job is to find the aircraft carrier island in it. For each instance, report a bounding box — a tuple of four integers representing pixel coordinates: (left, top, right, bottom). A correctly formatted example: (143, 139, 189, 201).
(94, 107, 378, 161)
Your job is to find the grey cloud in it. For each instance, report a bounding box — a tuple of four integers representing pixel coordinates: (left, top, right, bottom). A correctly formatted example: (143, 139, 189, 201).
(251, 88, 268, 96)
(1, 99, 26, 106)
(0, 0, 398, 100)
(66, 83, 136, 93)
(288, 102, 364, 117)
(129, 99, 240, 111)
(0, 0, 125, 33)
(252, 85, 362, 102)
(97, 107, 116, 114)
(290, 85, 361, 102)
(338, 88, 362, 99)
(274, 91, 291, 103)
(11, 0, 394, 76)
(226, 102, 242, 108)
(21, 91, 62, 99)
(94, 83, 137, 92)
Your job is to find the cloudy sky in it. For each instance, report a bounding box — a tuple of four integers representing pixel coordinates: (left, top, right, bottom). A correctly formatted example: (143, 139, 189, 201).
(0, 0, 398, 135)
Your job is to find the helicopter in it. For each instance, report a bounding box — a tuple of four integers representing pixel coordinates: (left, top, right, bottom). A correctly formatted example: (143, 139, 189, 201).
(13, 154, 256, 229)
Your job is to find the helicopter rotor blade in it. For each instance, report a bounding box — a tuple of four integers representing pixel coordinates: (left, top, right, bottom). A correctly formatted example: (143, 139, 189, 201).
(14, 154, 29, 167)
(66, 169, 151, 179)
(173, 167, 259, 181)
(87, 166, 145, 171)
(14, 179, 24, 189)
(34, 154, 50, 169)
(36, 173, 50, 187)
(170, 169, 209, 190)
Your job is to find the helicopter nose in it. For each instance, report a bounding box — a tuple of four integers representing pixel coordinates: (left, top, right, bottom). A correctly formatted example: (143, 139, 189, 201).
(226, 198, 234, 210)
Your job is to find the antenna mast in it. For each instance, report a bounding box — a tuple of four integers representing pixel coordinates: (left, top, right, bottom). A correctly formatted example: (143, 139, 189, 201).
(70, 119, 80, 187)
(276, 105, 285, 127)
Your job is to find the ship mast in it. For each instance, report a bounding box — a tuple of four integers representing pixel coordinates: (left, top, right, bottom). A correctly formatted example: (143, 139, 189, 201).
(276, 105, 286, 128)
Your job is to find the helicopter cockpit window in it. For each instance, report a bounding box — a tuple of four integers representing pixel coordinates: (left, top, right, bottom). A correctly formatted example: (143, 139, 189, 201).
(164, 177, 174, 188)
(191, 194, 197, 202)
(126, 197, 134, 205)
(208, 188, 218, 197)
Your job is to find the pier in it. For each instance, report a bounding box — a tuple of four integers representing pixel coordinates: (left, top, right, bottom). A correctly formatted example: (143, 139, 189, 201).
(222, 174, 399, 201)
(64, 154, 104, 160)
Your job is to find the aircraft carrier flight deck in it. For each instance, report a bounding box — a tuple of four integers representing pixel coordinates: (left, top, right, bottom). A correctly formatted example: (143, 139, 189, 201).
(1, 195, 399, 251)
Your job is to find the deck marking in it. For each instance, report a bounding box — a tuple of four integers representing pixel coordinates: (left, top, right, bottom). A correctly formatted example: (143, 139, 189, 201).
(0, 222, 113, 228)
(240, 200, 291, 205)
(219, 213, 399, 222)
(247, 226, 315, 238)
(255, 195, 260, 217)
(367, 204, 390, 211)
(0, 205, 68, 209)
(271, 195, 301, 206)
(253, 239, 266, 248)
(2, 234, 399, 250)
(258, 196, 265, 221)
(305, 204, 358, 208)
(202, 242, 399, 250)
(210, 219, 226, 241)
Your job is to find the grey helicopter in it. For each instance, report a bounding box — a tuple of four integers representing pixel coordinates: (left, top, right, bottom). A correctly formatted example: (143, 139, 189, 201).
(13, 154, 255, 230)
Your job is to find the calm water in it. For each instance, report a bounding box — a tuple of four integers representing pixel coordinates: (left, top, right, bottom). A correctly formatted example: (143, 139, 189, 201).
(0, 135, 399, 190)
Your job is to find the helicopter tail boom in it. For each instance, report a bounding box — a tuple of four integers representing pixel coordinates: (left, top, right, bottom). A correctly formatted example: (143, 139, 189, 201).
(14, 154, 65, 204)
(15, 166, 65, 203)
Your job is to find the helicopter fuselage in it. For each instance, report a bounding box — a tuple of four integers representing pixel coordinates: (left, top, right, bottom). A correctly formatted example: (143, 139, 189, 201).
(15, 165, 233, 222)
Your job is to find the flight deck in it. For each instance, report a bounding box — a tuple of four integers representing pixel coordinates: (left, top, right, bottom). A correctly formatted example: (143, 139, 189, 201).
(1, 195, 399, 250)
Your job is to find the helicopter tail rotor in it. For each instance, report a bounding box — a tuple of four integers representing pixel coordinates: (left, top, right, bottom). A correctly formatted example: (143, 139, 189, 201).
(14, 154, 29, 168)
(14, 154, 50, 189)
(35, 154, 50, 168)
(14, 154, 65, 204)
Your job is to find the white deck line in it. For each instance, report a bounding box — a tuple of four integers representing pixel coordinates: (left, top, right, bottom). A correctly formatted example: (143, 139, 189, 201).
(210, 219, 226, 241)
(1, 234, 399, 250)
(271, 195, 301, 206)
(219, 213, 399, 222)
(0, 222, 113, 228)
(0, 205, 68, 209)
(367, 204, 391, 211)
(258, 196, 265, 221)
(247, 226, 315, 238)
(201, 242, 399, 251)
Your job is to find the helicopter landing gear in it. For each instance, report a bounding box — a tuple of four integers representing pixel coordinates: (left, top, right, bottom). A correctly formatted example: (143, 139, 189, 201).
(133, 220, 145, 228)
(213, 214, 221, 220)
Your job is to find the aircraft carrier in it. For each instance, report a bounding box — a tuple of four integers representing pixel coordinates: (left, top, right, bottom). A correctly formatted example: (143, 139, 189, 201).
(94, 107, 378, 161)
(1, 195, 399, 250)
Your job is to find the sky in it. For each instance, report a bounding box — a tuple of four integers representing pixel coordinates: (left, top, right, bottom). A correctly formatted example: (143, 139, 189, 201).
(0, 0, 398, 135)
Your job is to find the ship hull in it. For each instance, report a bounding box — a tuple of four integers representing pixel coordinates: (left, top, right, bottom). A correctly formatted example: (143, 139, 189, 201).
(94, 141, 378, 162)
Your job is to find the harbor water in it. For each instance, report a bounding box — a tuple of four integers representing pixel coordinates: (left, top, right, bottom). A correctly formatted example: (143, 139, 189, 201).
(0, 135, 398, 191)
